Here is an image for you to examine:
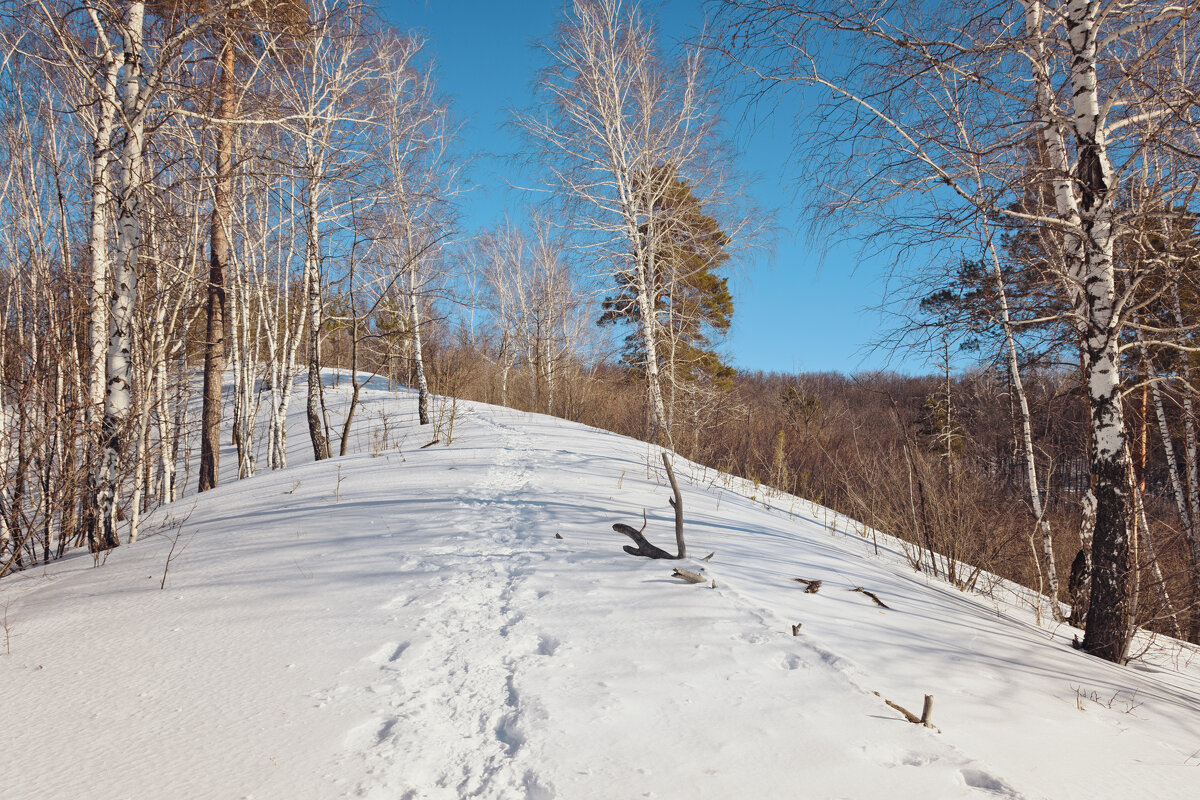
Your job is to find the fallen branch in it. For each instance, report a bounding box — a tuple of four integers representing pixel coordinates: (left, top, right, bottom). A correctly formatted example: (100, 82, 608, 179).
(877, 692, 937, 730)
(613, 510, 676, 559)
(851, 587, 890, 608)
(793, 578, 822, 594)
(885, 698, 921, 724)
(672, 567, 706, 584)
(611, 453, 688, 560)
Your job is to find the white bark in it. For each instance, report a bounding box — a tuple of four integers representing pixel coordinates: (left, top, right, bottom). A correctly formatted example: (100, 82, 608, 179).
(1022, 1, 1086, 310)
(1065, 0, 1132, 661)
(87, 44, 121, 421)
(408, 267, 430, 425)
(1146, 362, 1192, 531)
(94, 1, 146, 552)
(303, 173, 330, 460)
(0, 343, 11, 559)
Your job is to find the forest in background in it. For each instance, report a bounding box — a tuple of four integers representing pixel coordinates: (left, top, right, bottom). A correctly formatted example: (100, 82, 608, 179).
(3, 0, 1200, 666)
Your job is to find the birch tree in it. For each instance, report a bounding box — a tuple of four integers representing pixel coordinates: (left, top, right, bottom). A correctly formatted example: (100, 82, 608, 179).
(198, 0, 308, 491)
(91, 0, 147, 551)
(476, 218, 587, 415)
(373, 31, 455, 426)
(521, 0, 723, 446)
(271, 0, 377, 460)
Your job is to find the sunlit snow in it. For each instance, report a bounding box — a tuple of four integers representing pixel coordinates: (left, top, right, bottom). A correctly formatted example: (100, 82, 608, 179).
(3, 372, 1199, 799)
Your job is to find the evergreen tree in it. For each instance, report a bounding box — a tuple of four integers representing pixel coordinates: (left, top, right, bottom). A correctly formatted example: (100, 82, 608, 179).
(600, 167, 735, 391)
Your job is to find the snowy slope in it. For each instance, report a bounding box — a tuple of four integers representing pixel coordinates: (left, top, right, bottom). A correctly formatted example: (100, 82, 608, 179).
(3, 374, 1200, 800)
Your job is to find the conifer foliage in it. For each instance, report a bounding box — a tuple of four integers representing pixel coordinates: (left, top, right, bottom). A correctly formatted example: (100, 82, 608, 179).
(599, 167, 735, 391)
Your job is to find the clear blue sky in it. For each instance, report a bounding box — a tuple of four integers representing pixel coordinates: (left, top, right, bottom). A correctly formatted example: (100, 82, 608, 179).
(382, 0, 929, 376)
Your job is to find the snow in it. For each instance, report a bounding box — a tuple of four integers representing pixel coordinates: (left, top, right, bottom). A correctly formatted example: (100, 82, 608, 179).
(4, 373, 1200, 799)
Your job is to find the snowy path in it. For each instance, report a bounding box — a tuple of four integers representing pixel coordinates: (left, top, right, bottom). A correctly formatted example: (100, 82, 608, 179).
(344, 415, 556, 798)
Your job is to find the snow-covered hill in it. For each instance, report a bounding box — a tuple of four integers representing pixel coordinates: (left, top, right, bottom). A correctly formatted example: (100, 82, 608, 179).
(3, 374, 1199, 799)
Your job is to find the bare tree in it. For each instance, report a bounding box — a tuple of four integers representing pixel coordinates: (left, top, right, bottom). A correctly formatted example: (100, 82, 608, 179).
(270, 0, 378, 460)
(372, 30, 457, 426)
(521, 0, 726, 446)
(475, 216, 589, 415)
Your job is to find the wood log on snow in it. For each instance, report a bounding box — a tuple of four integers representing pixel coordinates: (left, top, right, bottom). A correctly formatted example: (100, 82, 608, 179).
(672, 568, 706, 584)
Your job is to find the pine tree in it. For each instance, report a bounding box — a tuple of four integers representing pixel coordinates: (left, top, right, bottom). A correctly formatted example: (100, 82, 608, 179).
(600, 167, 735, 394)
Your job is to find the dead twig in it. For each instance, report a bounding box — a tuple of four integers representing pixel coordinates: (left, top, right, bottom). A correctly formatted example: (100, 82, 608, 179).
(851, 587, 890, 608)
(878, 692, 938, 731)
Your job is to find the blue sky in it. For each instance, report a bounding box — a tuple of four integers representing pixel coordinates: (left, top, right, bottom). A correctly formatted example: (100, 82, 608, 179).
(381, 0, 928, 376)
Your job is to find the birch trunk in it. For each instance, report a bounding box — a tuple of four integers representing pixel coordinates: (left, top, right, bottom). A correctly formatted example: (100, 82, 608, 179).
(1172, 288, 1200, 640)
(408, 267, 430, 426)
(87, 47, 121, 420)
(266, 272, 306, 470)
(229, 245, 262, 479)
(154, 336, 173, 503)
(1023, 1, 1085, 295)
(1065, 0, 1132, 662)
(93, 2, 146, 553)
(628, 228, 669, 446)
(1146, 361, 1192, 533)
(304, 176, 330, 461)
(0, 354, 10, 561)
(200, 40, 235, 491)
(263, 191, 306, 470)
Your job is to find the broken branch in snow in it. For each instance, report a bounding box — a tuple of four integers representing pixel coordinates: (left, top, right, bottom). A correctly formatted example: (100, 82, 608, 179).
(884, 698, 921, 723)
(878, 692, 938, 731)
(793, 578, 822, 593)
(700, 552, 715, 561)
(611, 453, 689, 560)
(613, 510, 676, 559)
(662, 453, 686, 559)
(672, 568, 706, 584)
(851, 587, 890, 608)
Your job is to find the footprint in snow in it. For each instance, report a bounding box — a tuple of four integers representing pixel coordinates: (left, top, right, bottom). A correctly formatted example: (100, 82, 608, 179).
(959, 767, 1023, 798)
